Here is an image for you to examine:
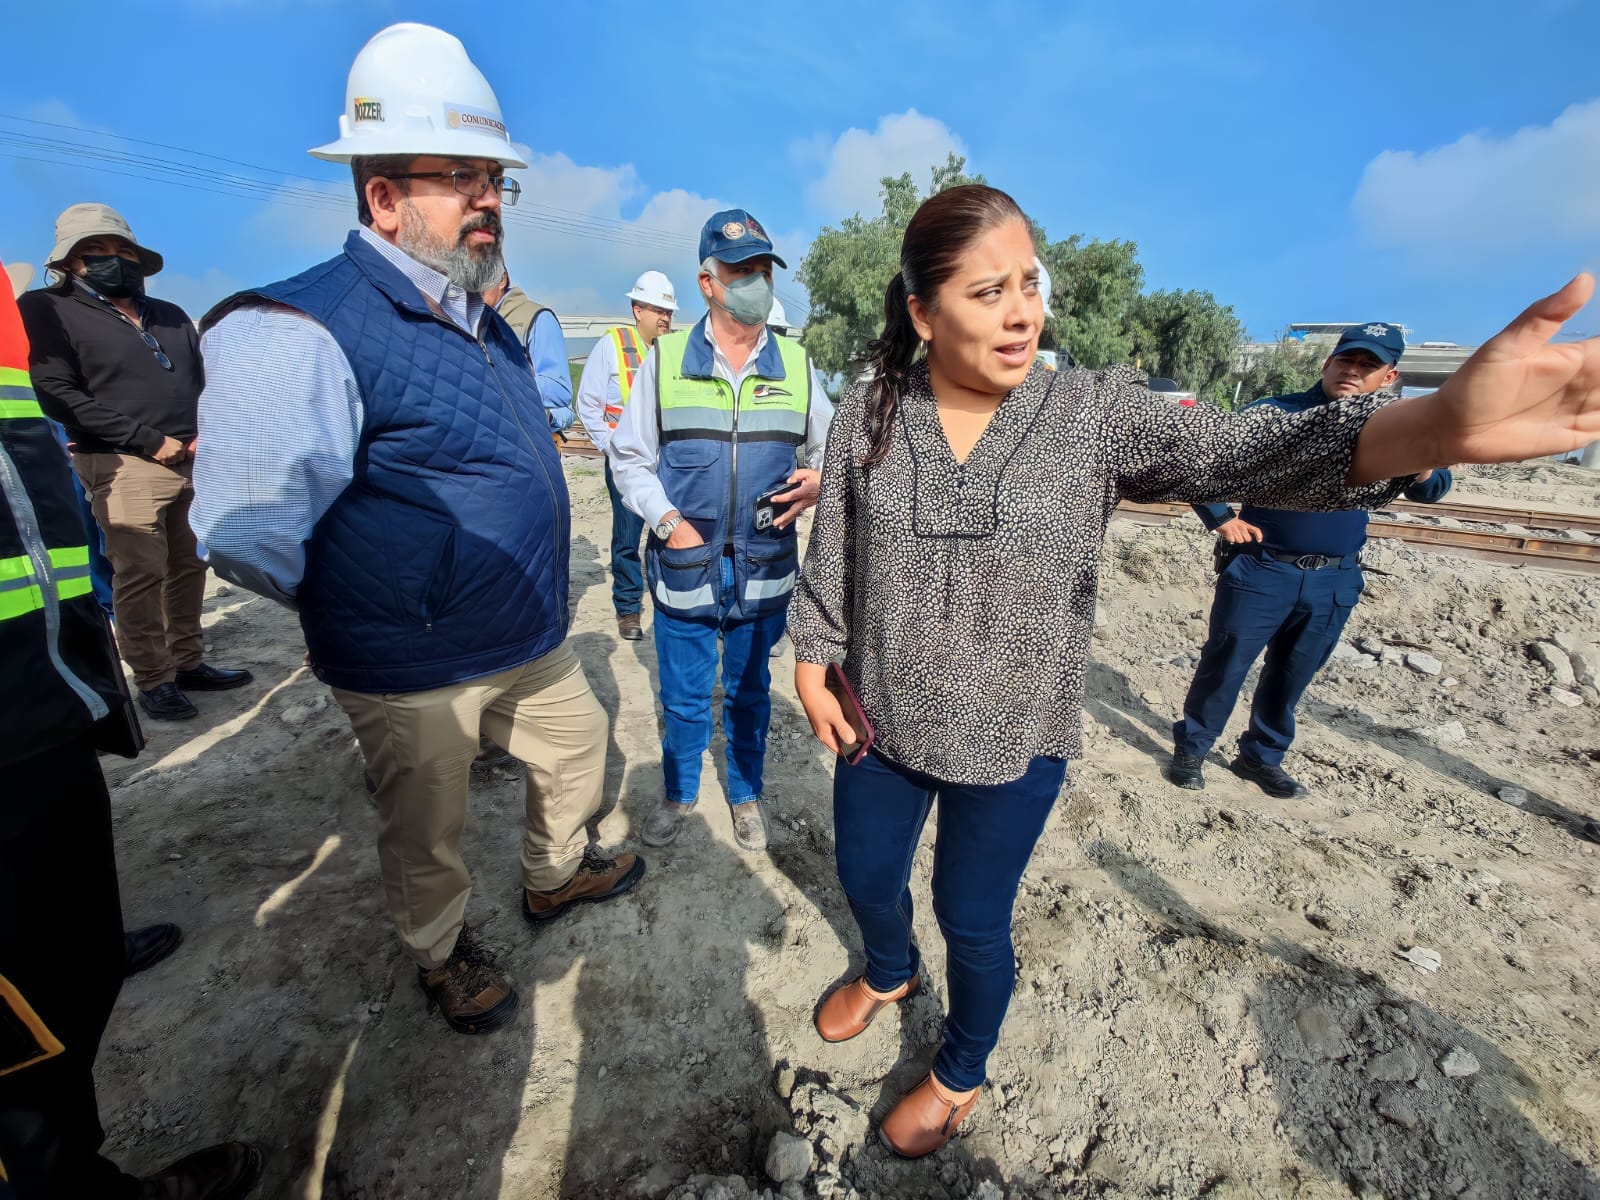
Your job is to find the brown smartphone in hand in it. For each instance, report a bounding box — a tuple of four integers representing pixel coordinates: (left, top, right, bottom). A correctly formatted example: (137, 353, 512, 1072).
(824, 663, 874, 765)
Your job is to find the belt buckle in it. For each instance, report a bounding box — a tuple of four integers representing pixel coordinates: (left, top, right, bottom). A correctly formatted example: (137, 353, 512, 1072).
(1294, 553, 1330, 570)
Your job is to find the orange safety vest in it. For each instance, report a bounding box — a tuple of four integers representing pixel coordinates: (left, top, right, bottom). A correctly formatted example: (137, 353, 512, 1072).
(603, 324, 645, 428)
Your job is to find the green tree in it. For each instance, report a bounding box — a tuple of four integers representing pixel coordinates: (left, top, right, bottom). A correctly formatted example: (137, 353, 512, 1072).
(796, 154, 983, 376)
(1230, 335, 1327, 408)
(1127, 288, 1243, 402)
(1038, 235, 1143, 368)
(796, 153, 1242, 387)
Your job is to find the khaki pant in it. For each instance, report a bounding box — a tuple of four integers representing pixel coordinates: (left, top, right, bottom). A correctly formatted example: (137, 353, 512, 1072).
(332, 643, 607, 969)
(73, 452, 208, 692)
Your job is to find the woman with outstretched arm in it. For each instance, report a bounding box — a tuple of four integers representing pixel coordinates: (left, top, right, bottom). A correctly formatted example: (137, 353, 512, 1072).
(787, 182, 1600, 1158)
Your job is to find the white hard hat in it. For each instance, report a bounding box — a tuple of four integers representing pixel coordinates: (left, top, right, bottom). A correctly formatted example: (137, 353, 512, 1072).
(624, 270, 677, 311)
(767, 297, 790, 330)
(1035, 256, 1052, 314)
(309, 23, 527, 168)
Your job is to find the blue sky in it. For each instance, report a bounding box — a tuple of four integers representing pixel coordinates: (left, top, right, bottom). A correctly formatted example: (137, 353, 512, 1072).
(3, 0, 1597, 346)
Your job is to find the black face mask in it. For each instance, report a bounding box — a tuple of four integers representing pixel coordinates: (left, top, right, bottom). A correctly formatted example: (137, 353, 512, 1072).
(79, 255, 145, 298)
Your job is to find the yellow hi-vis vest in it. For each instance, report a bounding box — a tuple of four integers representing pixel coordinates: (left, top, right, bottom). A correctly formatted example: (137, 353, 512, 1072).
(603, 324, 645, 428)
(0, 366, 93, 623)
(646, 327, 811, 620)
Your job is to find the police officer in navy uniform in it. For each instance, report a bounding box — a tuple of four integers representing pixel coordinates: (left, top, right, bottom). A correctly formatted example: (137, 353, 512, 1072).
(1166, 322, 1453, 798)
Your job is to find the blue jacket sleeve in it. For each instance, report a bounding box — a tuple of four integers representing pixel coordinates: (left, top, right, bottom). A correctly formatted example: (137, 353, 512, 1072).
(529, 310, 574, 432)
(1191, 502, 1236, 530)
(1402, 467, 1453, 503)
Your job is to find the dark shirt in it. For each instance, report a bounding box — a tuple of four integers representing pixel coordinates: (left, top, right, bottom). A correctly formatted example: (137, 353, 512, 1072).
(1192, 383, 1452, 556)
(17, 280, 204, 455)
(789, 361, 1412, 786)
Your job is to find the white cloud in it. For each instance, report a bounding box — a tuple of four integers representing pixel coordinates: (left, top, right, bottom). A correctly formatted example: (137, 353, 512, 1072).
(1353, 99, 1600, 255)
(801, 110, 967, 218)
(234, 150, 822, 326)
(514, 152, 642, 217)
(244, 179, 352, 254)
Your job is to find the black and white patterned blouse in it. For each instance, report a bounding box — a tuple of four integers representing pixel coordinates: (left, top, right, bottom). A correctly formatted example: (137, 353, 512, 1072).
(788, 359, 1408, 786)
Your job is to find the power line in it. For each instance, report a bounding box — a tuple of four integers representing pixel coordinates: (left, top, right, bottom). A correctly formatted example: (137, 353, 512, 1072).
(0, 113, 811, 318)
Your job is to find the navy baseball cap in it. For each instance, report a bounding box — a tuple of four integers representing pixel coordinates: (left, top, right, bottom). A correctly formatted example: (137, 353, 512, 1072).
(699, 208, 787, 268)
(1333, 321, 1405, 365)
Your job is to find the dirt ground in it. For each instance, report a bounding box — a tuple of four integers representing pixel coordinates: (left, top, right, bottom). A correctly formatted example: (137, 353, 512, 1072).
(93, 459, 1599, 1200)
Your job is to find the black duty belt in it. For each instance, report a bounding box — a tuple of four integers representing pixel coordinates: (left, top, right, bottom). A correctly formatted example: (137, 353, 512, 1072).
(1220, 543, 1362, 571)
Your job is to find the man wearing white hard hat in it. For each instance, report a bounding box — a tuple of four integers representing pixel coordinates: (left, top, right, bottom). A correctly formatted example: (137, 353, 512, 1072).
(576, 270, 677, 640)
(192, 23, 643, 1036)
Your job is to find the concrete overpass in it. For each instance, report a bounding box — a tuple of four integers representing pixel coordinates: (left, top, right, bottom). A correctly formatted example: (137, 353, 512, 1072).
(1242, 332, 1476, 392)
(1387, 343, 1475, 390)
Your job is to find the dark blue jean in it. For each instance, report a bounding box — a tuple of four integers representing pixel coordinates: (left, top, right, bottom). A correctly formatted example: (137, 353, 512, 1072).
(1174, 554, 1363, 766)
(604, 460, 644, 616)
(653, 554, 787, 806)
(833, 748, 1067, 1091)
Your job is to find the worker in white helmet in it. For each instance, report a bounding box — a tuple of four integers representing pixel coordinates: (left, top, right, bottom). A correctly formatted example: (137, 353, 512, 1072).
(192, 23, 643, 1037)
(575, 270, 677, 641)
(766, 296, 790, 336)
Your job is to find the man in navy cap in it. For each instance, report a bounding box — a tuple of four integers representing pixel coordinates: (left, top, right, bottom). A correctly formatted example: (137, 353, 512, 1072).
(1165, 322, 1453, 798)
(609, 209, 834, 852)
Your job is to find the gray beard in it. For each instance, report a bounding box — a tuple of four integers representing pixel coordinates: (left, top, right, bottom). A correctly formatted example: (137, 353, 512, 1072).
(398, 201, 504, 294)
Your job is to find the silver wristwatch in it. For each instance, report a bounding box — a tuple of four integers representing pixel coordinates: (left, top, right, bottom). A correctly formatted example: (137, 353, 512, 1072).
(654, 515, 684, 541)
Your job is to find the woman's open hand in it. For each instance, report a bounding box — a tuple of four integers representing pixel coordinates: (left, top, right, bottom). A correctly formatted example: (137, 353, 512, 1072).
(1354, 274, 1600, 482)
(1436, 273, 1600, 464)
(795, 661, 856, 757)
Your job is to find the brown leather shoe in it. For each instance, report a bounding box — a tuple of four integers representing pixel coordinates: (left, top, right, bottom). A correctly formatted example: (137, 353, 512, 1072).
(617, 612, 643, 641)
(417, 927, 519, 1035)
(523, 846, 645, 924)
(814, 975, 918, 1043)
(880, 1074, 980, 1159)
(140, 1140, 263, 1198)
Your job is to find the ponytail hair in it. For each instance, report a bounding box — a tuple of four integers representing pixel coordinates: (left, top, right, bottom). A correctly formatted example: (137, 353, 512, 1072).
(861, 272, 919, 465)
(854, 184, 1028, 467)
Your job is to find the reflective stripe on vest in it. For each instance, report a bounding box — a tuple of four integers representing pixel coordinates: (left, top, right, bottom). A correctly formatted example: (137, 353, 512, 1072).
(0, 366, 44, 419)
(603, 325, 644, 427)
(655, 333, 809, 444)
(0, 546, 93, 621)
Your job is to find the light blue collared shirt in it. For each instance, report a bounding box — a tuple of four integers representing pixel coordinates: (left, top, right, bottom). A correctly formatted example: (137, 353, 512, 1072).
(191, 228, 497, 606)
(525, 307, 574, 432)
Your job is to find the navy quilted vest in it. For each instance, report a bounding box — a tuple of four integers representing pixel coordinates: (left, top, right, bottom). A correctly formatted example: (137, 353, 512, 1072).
(240, 232, 570, 693)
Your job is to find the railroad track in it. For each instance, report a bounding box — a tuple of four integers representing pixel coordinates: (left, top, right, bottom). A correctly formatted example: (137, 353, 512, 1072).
(1114, 502, 1600, 576)
(1382, 498, 1600, 536)
(556, 431, 1600, 576)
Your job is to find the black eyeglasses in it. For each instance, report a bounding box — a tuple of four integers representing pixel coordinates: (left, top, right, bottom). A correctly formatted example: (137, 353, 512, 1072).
(386, 168, 521, 206)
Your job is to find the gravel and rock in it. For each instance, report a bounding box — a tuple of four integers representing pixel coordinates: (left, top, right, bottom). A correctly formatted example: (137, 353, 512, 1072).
(90, 457, 1599, 1198)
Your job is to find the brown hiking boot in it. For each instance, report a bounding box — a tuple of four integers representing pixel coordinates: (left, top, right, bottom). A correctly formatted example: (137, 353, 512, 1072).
(617, 612, 643, 641)
(140, 1140, 263, 1198)
(522, 845, 646, 924)
(417, 926, 520, 1035)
